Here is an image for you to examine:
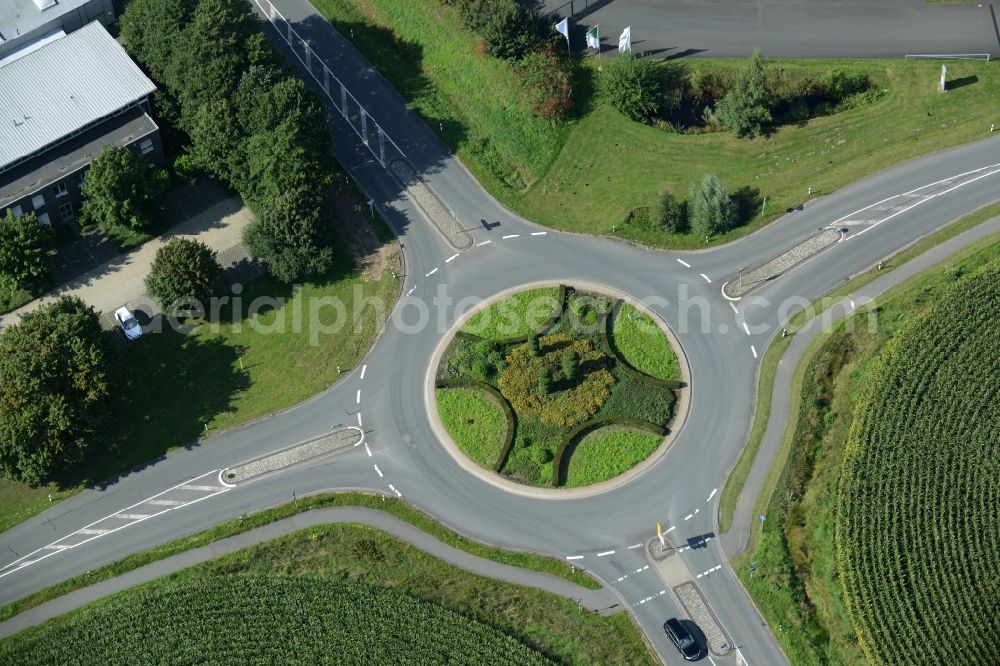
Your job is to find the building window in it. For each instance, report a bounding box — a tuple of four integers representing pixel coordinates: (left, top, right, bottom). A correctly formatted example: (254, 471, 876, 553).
(139, 139, 154, 155)
(55, 182, 68, 197)
(31, 194, 45, 210)
(37, 212, 51, 226)
(77, 171, 87, 186)
(9, 205, 23, 218)
(58, 202, 74, 222)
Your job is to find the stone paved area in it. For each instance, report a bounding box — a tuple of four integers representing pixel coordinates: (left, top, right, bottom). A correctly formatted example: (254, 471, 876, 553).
(674, 581, 733, 656)
(222, 428, 362, 484)
(724, 228, 841, 298)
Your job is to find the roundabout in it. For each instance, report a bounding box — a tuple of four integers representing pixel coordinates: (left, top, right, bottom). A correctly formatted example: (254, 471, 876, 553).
(428, 282, 691, 495)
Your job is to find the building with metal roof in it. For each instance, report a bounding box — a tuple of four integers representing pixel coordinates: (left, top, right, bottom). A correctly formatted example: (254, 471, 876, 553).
(0, 21, 164, 227)
(0, 0, 115, 59)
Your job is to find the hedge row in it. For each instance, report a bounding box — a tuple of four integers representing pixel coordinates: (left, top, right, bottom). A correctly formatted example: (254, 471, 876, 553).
(551, 417, 665, 487)
(436, 378, 517, 472)
(601, 301, 684, 389)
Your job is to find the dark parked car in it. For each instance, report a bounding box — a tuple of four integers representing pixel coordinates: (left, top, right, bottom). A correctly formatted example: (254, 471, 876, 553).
(664, 617, 703, 661)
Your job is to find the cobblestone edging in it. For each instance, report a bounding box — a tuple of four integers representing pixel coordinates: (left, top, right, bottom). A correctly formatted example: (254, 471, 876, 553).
(674, 581, 733, 656)
(221, 427, 362, 485)
(723, 228, 841, 299)
(389, 159, 473, 250)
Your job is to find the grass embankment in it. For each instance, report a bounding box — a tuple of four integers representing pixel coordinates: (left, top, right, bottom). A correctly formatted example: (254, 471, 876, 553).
(315, 0, 1000, 249)
(0, 245, 399, 533)
(437, 387, 508, 467)
(564, 427, 663, 488)
(718, 199, 1000, 534)
(732, 234, 1000, 665)
(1, 523, 655, 665)
(462, 287, 560, 340)
(0, 491, 599, 623)
(611, 304, 680, 380)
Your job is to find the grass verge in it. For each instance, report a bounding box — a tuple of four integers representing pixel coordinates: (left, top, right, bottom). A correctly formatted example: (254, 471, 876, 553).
(1, 522, 653, 664)
(462, 287, 560, 340)
(0, 491, 599, 624)
(611, 303, 680, 380)
(437, 387, 508, 467)
(718, 199, 1000, 533)
(564, 426, 663, 488)
(729, 234, 1000, 665)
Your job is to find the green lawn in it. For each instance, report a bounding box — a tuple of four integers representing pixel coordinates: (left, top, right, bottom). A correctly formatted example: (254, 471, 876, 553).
(733, 233, 1000, 666)
(1, 523, 656, 665)
(611, 304, 680, 380)
(0, 249, 399, 532)
(564, 426, 663, 488)
(462, 286, 560, 340)
(437, 387, 508, 467)
(315, 0, 1000, 249)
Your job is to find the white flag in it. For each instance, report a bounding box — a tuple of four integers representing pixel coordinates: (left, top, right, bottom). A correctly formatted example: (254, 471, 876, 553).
(555, 17, 569, 44)
(618, 25, 631, 53)
(585, 25, 600, 51)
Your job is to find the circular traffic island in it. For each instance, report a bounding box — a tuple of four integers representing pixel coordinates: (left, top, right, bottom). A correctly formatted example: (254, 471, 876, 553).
(434, 285, 686, 489)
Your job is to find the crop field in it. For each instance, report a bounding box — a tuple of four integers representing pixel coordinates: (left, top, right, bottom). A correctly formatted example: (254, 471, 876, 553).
(835, 263, 1000, 665)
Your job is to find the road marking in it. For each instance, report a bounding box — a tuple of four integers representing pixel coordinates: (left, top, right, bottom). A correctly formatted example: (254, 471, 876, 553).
(635, 565, 649, 573)
(694, 508, 700, 515)
(360, 364, 367, 379)
(751, 345, 758, 358)
(707, 488, 718, 502)
(566, 555, 584, 560)
(390, 484, 401, 497)
(502, 234, 520, 239)
(477, 240, 492, 246)
(356, 389, 361, 404)
(742, 322, 751, 335)
(597, 549, 616, 557)
(147, 500, 186, 506)
(365, 443, 372, 457)
(179, 484, 222, 492)
(425, 267, 438, 277)
(729, 302, 739, 314)
(684, 513, 694, 521)
(373, 464, 383, 478)
(77, 529, 109, 535)
(665, 526, 675, 534)
(406, 286, 416, 295)
(445, 253, 459, 263)
(43, 544, 70, 550)
(850, 298, 856, 311)
(617, 575, 628, 582)
(658, 589, 667, 596)
(697, 573, 704, 579)
(700, 273, 712, 283)
(628, 542, 643, 549)
(357, 411, 363, 427)
(677, 258, 691, 268)
(531, 231, 547, 236)
(115, 513, 152, 520)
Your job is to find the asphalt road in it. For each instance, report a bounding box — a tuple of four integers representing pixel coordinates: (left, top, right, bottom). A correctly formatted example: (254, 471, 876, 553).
(545, 0, 1000, 59)
(1, 1, 999, 664)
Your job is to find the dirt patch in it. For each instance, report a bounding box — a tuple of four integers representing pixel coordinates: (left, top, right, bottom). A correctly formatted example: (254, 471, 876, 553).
(329, 182, 400, 280)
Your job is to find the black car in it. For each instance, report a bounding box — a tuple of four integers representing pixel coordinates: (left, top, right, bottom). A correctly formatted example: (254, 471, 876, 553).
(663, 618, 703, 661)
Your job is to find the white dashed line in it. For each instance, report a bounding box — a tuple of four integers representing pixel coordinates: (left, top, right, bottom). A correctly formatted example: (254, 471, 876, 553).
(694, 508, 700, 515)
(684, 513, 694, 521)
(425, 267, 438, 277)
(635, 565, 649, 573)
(390, 484, 402, 497)
(407, 286, 416, 295)
(700, 273, 712, 283)
(43, 544, 69, 550)
(628, 542, 643, 549)
(77, 529, 109, 535)
(729, 302, 739, 314)
(597, 549, 616, 557)
(742, 322, 751, 335)
(665, 526, 675, 534)
(356, 389, 361, 404)
(566, 555, 584, 561)
(707, 488, 718, 501)
(751, 345, 758, 358)
(677, 258, 691, 268)
(477, 240, 492, 246)
(365, 443, 372, 457)
(502, 234, 520, 239)
(115, 513, 153, 520)
(697, 573, 704, 579)
(147, 500, 186, 506)
(373, 464, 383, 478)
(357, 412, 363, 427)
(617, 575, 628, 582)
(360, 364, 367, 379)
(179, 485, 222, 492)
(531, 231, 547, 236)
(445, 253, 459, 263)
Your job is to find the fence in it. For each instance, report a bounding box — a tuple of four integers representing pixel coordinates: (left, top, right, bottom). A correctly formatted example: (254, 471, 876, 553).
(904, 53, 991, 61)
(546, 0, 602, 19)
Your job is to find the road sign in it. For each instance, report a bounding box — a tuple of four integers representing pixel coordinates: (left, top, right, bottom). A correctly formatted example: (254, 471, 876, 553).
(759, 514, 766, 523)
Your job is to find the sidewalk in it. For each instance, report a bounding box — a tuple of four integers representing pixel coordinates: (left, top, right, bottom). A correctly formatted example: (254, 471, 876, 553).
(0, 196, 252, 330)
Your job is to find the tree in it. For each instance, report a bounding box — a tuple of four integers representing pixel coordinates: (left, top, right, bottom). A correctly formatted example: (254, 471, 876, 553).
(473, 0, 542, 60)
(145, 238, 222, 311)
(654, 189, 687, 233)
(688, 175, 736, 238)
(0, 297, 113, 485)
(537, 367, 552, 395)
(187, 99, 245, 187)
(561, 349, 578, 382)
(0, 211, 54, 290)
(243, 185, 336, 283)
(119, 0, 196, 83)
(527, 335, 540, 357)
(711, 49, 772, 138)
(599, 53, 662, 123)
(79, 145, 165, 241)
(519, 45, 573, 122)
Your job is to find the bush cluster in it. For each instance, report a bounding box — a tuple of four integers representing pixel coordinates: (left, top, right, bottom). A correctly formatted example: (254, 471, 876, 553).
(628, 175, 760, 238)
(144, 238, 222, 311)
(79, 144, 170, 243)
(598, 376, 675, 426)
(0, 210, 54, 293)
(121, 0, 336, 282)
